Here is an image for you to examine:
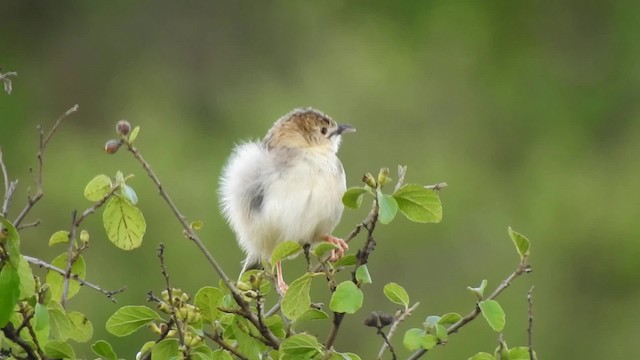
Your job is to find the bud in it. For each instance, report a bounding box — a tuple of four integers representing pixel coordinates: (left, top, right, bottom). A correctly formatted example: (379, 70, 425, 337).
(79, 230, 90, 243)
(362, 172, 377, 188)
(116, 120, 131, 136)
(237, 281, 252, 291)
(377, 167, 391, 187)
(161, 290, 170, 302)
(104, 139, 122, 154)
(180, 292, 190, 303)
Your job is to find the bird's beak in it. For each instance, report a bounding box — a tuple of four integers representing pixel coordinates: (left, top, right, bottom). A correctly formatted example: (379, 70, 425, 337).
(336, 124, 356, 135)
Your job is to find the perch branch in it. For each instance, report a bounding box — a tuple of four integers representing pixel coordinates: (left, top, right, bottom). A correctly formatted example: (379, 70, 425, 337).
(377, 302, 420, 359)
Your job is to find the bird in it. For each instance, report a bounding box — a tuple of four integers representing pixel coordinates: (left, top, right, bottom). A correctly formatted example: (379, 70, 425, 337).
(219, 108, 355, 293)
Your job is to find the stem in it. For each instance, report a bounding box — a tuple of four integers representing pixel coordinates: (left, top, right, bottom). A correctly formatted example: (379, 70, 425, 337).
(377, 302, 420, 359)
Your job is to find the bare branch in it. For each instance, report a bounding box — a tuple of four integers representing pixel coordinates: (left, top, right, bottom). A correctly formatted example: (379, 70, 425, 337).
(16, 219, 40, 231)
(13, 105, 79, 228)
(157, 244, 185, 345)
(24, 255, 125, 302)
(377, 302, 420, 359)
(528, 286, 535, 360)
(0, 148, 18, 217)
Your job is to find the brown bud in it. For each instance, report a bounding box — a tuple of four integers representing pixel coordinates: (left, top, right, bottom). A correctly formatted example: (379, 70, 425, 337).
(104, 139, 122, 154)
(116, 120, 131, 136)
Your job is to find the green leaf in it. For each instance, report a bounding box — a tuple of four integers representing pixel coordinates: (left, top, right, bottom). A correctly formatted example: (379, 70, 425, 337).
(508, 347, 535, 360)
(424, 315, 441, 328)
(403, 328, 425, 351)
(106, 305, 162, 336)
(138, 341, 156, 360)
(422, 334, 438, 349)
(467, 279, 487, 300)
(44, 340, 76, 359)
(393, 184, 442, 223)
(211, 349, 233, 360)
(45, 254, 86, 301)
(265, 315, 286, 338)
(377, 192, 398, 224)
(48, 300, 73, 340)
(84, 174, 113, 202)
(0, 264, 20, 327)
(128, 125, 140, 143)
(479, 300, 506, 332)
(342, 187, 367, 209)
(34, 303, 50, 347)
(232, 317, 262, 360)
(17, 255, 35, 299)
(438, 312, 462, 327)
(49, 230, 70, 246)
(92, 340, 118, 360)
(281, 273, 313, 320)
(383, 282, 409, 308)
(355, 265, 372, 284)
(103, 196, 146, 250)
(121, 184, 138, 205)
(508, 227, 530, 260)
(293, 309, 329, 324)
(270, 241, 302, 269)
(280, 333, 322, 359)
(435, 324, 448, 341)
(313, 242, 339, 258)
(151, 338, 179, 360)
(1, 217, 20, 268)
(330, 281, 363, 314)
(195, 286, 223, 323)
(68, 311, 93, 343)
(333, 254, 357, 267)
(468, 352, 495, 360)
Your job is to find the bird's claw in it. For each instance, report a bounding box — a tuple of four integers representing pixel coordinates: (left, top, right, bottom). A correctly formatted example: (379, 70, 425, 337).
(324, 235, 349, 262)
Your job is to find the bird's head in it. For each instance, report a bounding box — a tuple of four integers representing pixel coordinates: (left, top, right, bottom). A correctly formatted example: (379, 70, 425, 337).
(263, 108, 355, 153)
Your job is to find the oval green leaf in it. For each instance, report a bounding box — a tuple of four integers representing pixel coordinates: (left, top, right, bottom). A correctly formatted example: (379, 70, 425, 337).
(103, 196, 146, 250)
(355, 265, 372, 285)
(17, 255, 35, 299)
(270, 241, 302, 268)
(84, 174, 112, 202)
(333, 254, 357, 267)
(438, 312, 462, 327)
(383, 282, 409, 308)
(313, 242, 339, 258)
(46, 254, 86, 301)
(106, 305, 162, 337)
(195, 286, 223, 323)
(49, 230, 70, 246)
(151, 338, 179, 360)
(0, 264, 20, 327)
(280, 333, 322, 358)
(34, 303, 50, 346)
(44, 340, 76, 360)
(211, 349, 234, 360)
(479, 300, 506, 332)
(392, 184, 442, 223)
(508, 227, 530, 260)
(48, 300, 73, 340)
(1, 216, 21, 268)
(92, 340, 117, 360)
(330, 281, 363, 314)
(342, 187, 367, 209)
(68, 311, 93, 343)
(403, 328, 425, 351)
(378, 192, 398, 224)
(282, 273, 313, 320)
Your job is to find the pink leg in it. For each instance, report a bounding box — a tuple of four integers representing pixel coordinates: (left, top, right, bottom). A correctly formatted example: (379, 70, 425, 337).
(323, 235, 349, 262)
(276, 261, 288, 294)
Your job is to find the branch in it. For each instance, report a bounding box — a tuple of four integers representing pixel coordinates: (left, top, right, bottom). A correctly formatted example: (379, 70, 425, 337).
(377, 302, 420, 359)
(527, 286, 535, 360)
(1, 322, 38, 360)
(204, 330, 249, 360)
(123, 141, 281, 349)
(24, 255, 125, 302)
(157, 244, 185, 345)
(13, 104, 79, 228)
(406, 262, 532, 360)
(0, 147, 18, 217)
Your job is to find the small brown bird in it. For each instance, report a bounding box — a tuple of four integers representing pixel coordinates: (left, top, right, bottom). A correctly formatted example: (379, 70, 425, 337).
(219, 108, 355, 293)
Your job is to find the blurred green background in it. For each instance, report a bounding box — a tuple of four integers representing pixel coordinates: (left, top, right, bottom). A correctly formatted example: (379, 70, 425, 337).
(2, 1, 639, 359)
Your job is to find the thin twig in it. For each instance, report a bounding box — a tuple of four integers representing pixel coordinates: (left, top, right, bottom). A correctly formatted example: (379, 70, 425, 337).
(124, 141, 281, 349)
(527, 286, 535, 360)
(204, 331, 249, 360)
(61, 210, 78, 308)
(377, 302, 420, 359)
(24, 255, 126, 302)
(406, 262, 532, 360)
(377, 328, 397, 360)
(0, 147, 18, 217)
(496, 333, 505, 360)
(13, 105, 79, 228)
(16, 219, 40, 231)
(157, 244, 185, 345)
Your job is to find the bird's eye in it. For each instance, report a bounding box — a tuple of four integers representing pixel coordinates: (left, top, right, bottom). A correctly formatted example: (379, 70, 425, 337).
(321, 127, 328, 135)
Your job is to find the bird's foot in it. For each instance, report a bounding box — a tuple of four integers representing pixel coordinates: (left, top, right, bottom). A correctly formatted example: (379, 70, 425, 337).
(323, 235, 349, 262)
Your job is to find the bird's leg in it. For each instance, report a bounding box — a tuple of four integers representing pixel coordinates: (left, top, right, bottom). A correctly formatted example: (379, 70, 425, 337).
(323, 235, 349, 262)
(276, 261, 289, 294)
